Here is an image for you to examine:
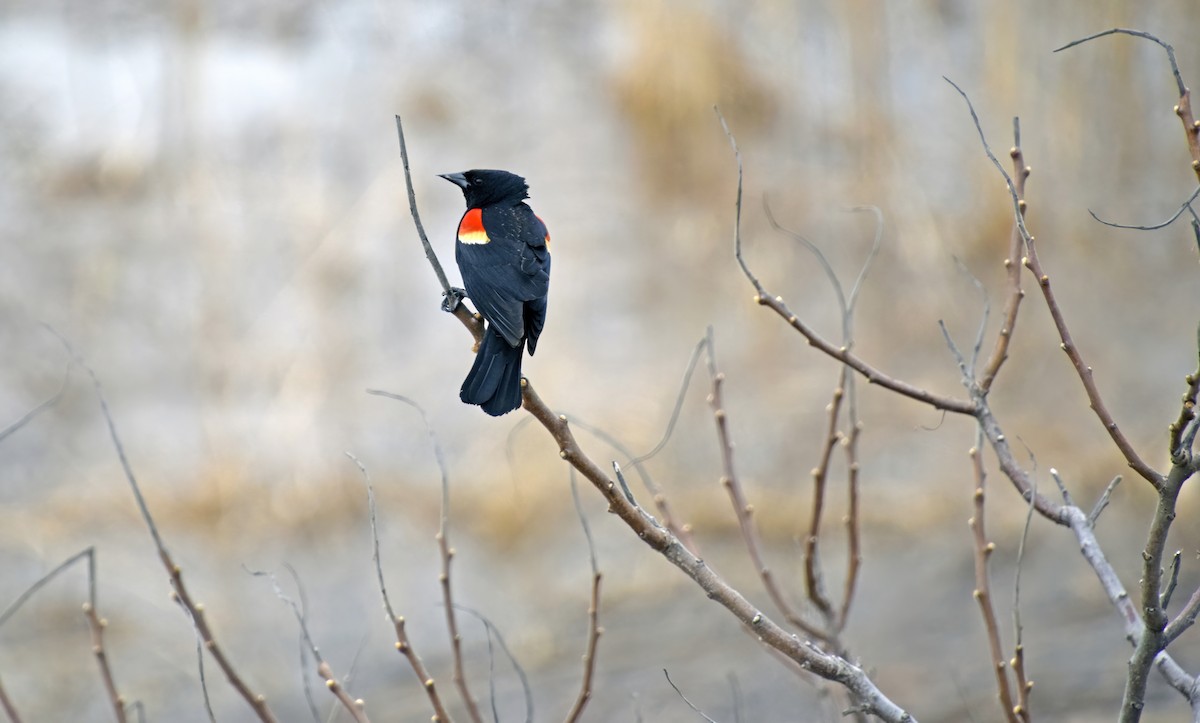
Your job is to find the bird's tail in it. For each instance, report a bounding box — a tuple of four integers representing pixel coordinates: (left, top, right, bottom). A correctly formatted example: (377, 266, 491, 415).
(460, 327, 525, 416)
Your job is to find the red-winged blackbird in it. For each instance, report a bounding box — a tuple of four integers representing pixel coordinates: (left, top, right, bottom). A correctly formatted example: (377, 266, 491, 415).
(440, 169, 551, 416)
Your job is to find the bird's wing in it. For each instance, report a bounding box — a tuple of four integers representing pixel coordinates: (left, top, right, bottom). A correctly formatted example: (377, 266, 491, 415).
(457, 205, 550, 347)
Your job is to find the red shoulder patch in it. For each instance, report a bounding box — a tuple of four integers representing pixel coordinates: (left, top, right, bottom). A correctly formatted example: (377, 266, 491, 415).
(535, 213, 551, 248)
(457, 208, 490, 245)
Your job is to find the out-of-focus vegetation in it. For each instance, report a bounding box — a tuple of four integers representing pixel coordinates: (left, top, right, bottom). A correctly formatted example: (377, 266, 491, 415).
(1, 1, 1198, 720)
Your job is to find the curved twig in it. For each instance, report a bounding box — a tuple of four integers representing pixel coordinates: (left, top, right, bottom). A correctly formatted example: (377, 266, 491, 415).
(1088, 185, 1200, 231)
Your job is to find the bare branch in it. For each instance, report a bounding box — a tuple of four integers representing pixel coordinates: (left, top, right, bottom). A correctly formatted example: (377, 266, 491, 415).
(345, 452, 452, 723)
(718, 110, 973, 416)
(41, 327, 277, 722)
(944, 79, 1165, 491)
(564, 468, 603, 723)
(366, 390, 482, 723)
(452, 605, 533, 723)
(0, 362, 70, 445)
(393, 115, 484, 346)
(979, 118, 1029, 393)
(569, 414, 696, 554)
(967, 435, 1019, 723)
(1165, 585, 1200, 645)
(1162, 552, 1182, 611)
(1087, 185, 1200, 231)
(1011, 456, 1036, 722)
(0, 547, 127, 723)
(1088, 476, 1122, 528)
(520, 380, 914, 721)
(398, 113, 914, 722)
(663, 670, 720, 723)
(1054, 29, 1186, 98)
(247, 568, 370, 723)
(704, 327, 829, 641)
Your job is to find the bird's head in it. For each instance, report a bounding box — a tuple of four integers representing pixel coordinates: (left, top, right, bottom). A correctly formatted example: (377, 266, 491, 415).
(440, 169, 529, 209)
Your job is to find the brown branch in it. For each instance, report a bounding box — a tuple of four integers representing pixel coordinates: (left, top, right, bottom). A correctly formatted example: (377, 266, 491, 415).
(1123, 461, 1192, 722)
(564, 468, 603, 723)
(1054, 29, 1200, 181)
(569, 414, 698, 555)
(248, 567, 371, 723)
(1010, 450, 1036, 723)
(438, 487, 481, 722)
(944, 79, 1165, 491)
(83, 602, 127, 723)
(978, 118, 1029, 393)
(317, 663, 369, 723)
(520, 380, 914, 721)
(1046, 471, 1200, 718)
(40, 328, 278, 722)
(1169, 364, 1199, 462)
(837, 416, 863, 632)
(1020, 244, 1164, 489)
(714, 107, 974, 417)
(393, 115, 485, 347)
(346, 451, 453, 723)
(968, 441, 1019, 723)
(703, 328, 829, 642)
(0, 675, 19, 723)
(364, 391, 481, 722)
(1165, 584, 1200, 646)
(804, 367, 845, 625)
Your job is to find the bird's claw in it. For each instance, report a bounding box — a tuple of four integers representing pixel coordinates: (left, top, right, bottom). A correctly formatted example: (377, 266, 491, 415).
(442, 287, 467, 313)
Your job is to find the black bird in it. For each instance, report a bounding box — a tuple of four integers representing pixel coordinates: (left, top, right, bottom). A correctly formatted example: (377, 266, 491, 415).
(440, 169, 551, 416)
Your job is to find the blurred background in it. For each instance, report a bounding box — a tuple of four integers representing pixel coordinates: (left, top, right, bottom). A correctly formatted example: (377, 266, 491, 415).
(1, 0, 1199, 720)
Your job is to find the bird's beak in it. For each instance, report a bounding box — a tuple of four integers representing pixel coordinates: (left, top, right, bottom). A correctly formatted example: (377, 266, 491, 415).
(439, 172, 469, 189)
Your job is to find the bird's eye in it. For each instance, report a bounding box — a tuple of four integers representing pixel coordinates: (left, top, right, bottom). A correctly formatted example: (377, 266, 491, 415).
(471, 178, 482, 185)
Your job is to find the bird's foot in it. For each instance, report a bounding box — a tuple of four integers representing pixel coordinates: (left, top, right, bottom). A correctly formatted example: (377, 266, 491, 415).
(441, 287, 467, 313)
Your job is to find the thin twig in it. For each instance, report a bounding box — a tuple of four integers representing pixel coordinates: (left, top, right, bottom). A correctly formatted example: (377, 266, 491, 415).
(1162, 552, 1182, 611)
(803, 366, 844, 625)
(42, 327, 276, 722)
(345, 452, 452, 723)
(663, 670, 720, 723)
(716, 109, 973, 417)
(1088, 476, 1122, 528)
(366, 390, 482, 723)
(967, 433, 1019, 723)
(1088, 185, 1200, 230)
(704, 327, 829, 641)
(1011, 461, 1036, 722)
(1054, 28, 1186, 97)
(0, 362, 71, 444)
(1164, 585, 1200, 645)
(393, 115, 484, 346)
(979, 118, 1029, 393)
(1170, 363, 1200, 463)
(564, 468, 603, 723)
(568, 414, 696, 554)
(0, 547, 126, 723)
(837, 414, 863, 633)
(944, 79, 1165, 491)
(247, 568, 370, 723)
(452, 606, 534, 723)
